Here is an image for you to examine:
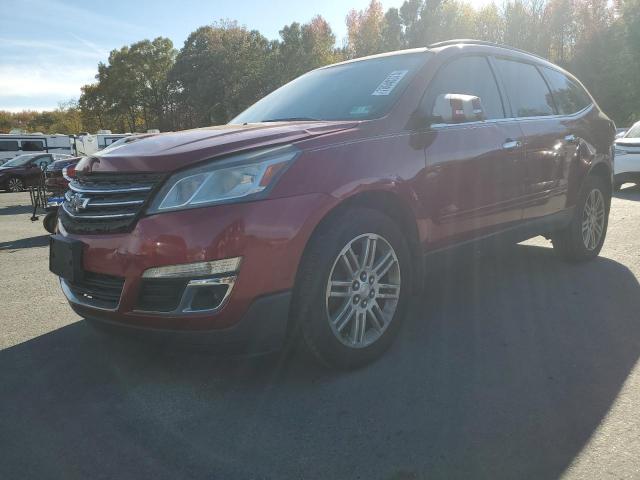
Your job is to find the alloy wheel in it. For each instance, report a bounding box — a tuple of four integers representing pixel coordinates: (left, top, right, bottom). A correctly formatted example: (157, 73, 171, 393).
(582, 188, 605, 251)
(8, 178, 24, 192)
(325, 233, 401, 348)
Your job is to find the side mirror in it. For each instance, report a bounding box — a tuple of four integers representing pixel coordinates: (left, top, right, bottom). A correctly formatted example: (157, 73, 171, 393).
(432, 93, 485, 124)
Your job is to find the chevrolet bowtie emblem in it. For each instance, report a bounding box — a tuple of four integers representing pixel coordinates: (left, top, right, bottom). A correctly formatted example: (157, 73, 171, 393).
(69, 194, 90, 213)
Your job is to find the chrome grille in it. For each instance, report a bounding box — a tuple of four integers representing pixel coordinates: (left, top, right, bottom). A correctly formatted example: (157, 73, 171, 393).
(59, 173, 164, 233)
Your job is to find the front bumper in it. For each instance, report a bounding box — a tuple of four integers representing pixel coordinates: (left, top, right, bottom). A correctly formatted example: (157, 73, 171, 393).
(614, 152, 640, 176)
(57, 192, 332, 337)
(78, 290, 292, 353)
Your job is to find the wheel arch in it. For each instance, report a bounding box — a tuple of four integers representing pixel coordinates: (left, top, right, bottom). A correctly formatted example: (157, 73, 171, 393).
(588, 161, 613, 199)
(298, 189, 423, 294)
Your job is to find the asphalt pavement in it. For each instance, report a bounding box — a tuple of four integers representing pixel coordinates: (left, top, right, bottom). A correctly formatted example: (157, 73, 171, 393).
(1, 188, 639, 480)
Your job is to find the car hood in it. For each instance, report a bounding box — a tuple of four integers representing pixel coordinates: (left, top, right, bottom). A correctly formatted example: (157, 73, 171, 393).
(77, 121, 360, 174)
(48, 157, 81, 172)
(616, 137, 640, 148)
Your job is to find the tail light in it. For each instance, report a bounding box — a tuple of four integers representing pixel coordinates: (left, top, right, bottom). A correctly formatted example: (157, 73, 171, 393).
(62, 165, 76, 182)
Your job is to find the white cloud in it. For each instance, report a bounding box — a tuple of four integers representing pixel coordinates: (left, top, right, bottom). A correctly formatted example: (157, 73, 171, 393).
(0, 38, 108, 61)
(0, 64, 96, 100)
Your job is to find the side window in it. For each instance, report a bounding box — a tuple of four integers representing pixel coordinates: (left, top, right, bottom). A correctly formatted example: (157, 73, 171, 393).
(494, 58, 555, 117)
(423, 56, 505, 122)
(0, 140, 19, 151)
(21, 140, 44, 152)
(541, 67, 591, 115)
(34, 156, 52, 169)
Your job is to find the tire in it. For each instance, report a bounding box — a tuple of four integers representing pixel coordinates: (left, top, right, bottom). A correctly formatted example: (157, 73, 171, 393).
(7, 177, 24, 192)
(43, 211, 58, 234)
(290, 207, 412, 369)
(552, 175, 610, 262)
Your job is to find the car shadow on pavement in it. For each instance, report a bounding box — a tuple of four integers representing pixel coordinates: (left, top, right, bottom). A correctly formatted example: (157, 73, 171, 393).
(0, 204, 33, 216)
(614, 183, 640, 201)
(1, 243, 639, 480)
(0, 235, 49, 251)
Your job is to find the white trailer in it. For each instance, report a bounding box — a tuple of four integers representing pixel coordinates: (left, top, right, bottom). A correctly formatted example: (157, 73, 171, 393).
(96, 130, 131, 149)
(0, 133, 73, 162)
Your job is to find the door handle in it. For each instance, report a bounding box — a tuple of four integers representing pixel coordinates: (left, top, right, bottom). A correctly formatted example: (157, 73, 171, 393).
(564, 134, 577, 143)
(502, 139, 522, 150)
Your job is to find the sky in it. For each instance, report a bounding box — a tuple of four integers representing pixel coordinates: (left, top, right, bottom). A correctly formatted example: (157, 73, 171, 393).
(0, 0, 492, 112)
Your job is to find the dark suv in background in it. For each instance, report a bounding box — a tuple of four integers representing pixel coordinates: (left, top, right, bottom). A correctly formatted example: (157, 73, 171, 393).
(0, 153, 73, 192)
(50, 40, 615, 369)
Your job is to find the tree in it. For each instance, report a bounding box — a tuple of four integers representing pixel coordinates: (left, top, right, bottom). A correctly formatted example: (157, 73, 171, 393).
(78, 37, 176, 132)
(382, 8, 405, 51)
(169, 22, 274, 126)
(346, 0, 385, 57)
(276, 16, 340, 85)
(474, 3, 505, 43)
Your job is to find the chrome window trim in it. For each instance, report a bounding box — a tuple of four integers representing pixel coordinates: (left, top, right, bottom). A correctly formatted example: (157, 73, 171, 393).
(429, 103, 594, 130)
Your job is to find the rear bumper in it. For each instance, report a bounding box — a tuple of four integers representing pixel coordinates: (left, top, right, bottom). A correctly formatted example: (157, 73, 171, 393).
(78, 290, 292, 354)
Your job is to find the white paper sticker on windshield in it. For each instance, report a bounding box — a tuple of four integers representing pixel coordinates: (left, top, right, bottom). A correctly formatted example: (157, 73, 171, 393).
(371, 70, 408, 96)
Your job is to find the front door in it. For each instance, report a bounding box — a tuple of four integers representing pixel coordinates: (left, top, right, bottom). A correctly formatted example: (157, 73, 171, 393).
(417, 55, 526, 248)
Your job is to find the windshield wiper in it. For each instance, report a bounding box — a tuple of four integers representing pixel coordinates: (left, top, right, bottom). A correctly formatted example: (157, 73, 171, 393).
(261, 116, 321, 123)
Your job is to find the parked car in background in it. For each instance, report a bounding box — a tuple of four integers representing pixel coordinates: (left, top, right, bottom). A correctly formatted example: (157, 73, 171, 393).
(0, 153, 73, 192)
(50, 40, 615, 369)
(615, 128, 627, 138)
(40, 135, 156, 233)
(614, 121, 640, 190)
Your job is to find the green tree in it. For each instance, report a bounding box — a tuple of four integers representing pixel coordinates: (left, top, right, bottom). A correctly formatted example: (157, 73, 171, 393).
(346, 0, 385, 57)
(381, 8, 405, 51)
(276, 16, 340, 85)
(169, 21, 274, 126)
(79, 37, 176, 132)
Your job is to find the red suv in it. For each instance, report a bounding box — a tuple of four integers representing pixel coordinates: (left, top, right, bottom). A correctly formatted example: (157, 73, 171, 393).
(50, 40, 615, 368)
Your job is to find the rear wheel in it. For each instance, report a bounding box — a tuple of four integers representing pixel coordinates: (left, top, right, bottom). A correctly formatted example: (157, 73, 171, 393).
(552, 175, 610, 261)
(291, 207, 412, 369)
(7, 177, 24, 192)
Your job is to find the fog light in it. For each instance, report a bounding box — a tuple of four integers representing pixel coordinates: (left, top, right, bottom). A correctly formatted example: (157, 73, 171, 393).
(190, 284, 229, 310)
(142, 257, 241, 279)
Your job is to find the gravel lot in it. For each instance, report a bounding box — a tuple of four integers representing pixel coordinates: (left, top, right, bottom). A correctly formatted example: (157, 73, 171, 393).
(1, 188, 639, 480)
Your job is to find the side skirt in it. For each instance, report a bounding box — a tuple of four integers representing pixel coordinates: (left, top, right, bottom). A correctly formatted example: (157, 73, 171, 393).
(422, 208, 574, 268)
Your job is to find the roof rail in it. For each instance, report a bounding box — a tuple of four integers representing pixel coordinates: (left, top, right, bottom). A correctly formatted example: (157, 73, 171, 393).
(427, 39, 548, 62)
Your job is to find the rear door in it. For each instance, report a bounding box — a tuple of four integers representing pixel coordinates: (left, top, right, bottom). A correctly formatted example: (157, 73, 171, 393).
(493, 58, 582, 221)
(419, 55, 526, 246)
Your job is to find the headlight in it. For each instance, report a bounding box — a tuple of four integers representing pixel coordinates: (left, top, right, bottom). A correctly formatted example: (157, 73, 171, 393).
(147, 145, 299, 213)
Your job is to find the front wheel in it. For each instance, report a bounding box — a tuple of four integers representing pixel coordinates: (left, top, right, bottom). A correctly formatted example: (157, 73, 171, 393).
(552, 175, 610, 261)
(291, 207, 412, 369)
(43, 211, 58, 234)
(7, 177, 24, 192)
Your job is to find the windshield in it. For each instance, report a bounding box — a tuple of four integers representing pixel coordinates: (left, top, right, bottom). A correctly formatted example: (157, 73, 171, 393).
(231, 52, 430, 123)
(1, 154, 37, 167)
(98, 136, 132, 154)
(624, 122, 640, 138)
